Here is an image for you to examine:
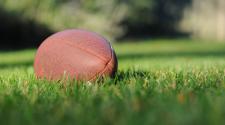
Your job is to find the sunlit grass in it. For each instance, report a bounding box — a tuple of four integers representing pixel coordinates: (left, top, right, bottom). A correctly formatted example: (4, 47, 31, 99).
(1, 39, 225, 125)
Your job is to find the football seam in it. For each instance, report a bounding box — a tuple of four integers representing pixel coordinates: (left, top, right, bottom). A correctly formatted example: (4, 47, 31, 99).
(88, 48, 114, 81)
(63, 40, 109, 62)
(62, 40, 113, 81)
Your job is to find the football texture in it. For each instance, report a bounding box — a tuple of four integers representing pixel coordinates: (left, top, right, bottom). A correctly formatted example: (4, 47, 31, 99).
(34, 29, 118, 81)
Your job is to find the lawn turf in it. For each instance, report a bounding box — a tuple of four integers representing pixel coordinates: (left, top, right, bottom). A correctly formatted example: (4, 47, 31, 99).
(1, 39, 225, 125)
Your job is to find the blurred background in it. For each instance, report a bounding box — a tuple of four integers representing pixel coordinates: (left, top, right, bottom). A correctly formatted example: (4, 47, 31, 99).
(1, 1, 225, 124)
(0, 0, 224, 50)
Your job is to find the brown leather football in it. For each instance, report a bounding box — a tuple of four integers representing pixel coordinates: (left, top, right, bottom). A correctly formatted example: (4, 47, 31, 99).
(34, 29, 118, 81)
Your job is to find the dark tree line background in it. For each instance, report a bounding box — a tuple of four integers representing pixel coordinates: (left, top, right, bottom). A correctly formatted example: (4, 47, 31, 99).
(0, 8, 52, 49)
(0, 0, 192, 50)
(122, 0, 191, 38)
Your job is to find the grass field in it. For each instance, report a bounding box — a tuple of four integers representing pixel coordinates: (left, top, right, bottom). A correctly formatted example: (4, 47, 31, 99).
(1, 39, 225, 125)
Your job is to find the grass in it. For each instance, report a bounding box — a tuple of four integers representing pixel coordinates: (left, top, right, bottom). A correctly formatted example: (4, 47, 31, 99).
(1, 39, 225, 125)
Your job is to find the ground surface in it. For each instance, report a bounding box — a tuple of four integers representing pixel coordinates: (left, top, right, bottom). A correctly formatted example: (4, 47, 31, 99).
(1, 39, 225, 125)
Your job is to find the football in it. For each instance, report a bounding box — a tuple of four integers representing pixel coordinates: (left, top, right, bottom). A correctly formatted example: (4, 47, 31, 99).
(34, 29, 118, 81)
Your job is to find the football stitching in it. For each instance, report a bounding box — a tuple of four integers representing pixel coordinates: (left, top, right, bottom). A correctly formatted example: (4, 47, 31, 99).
(88, 47, 114, 81)
(62, 40, 114, 81)
(63, 40, 109, 62)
